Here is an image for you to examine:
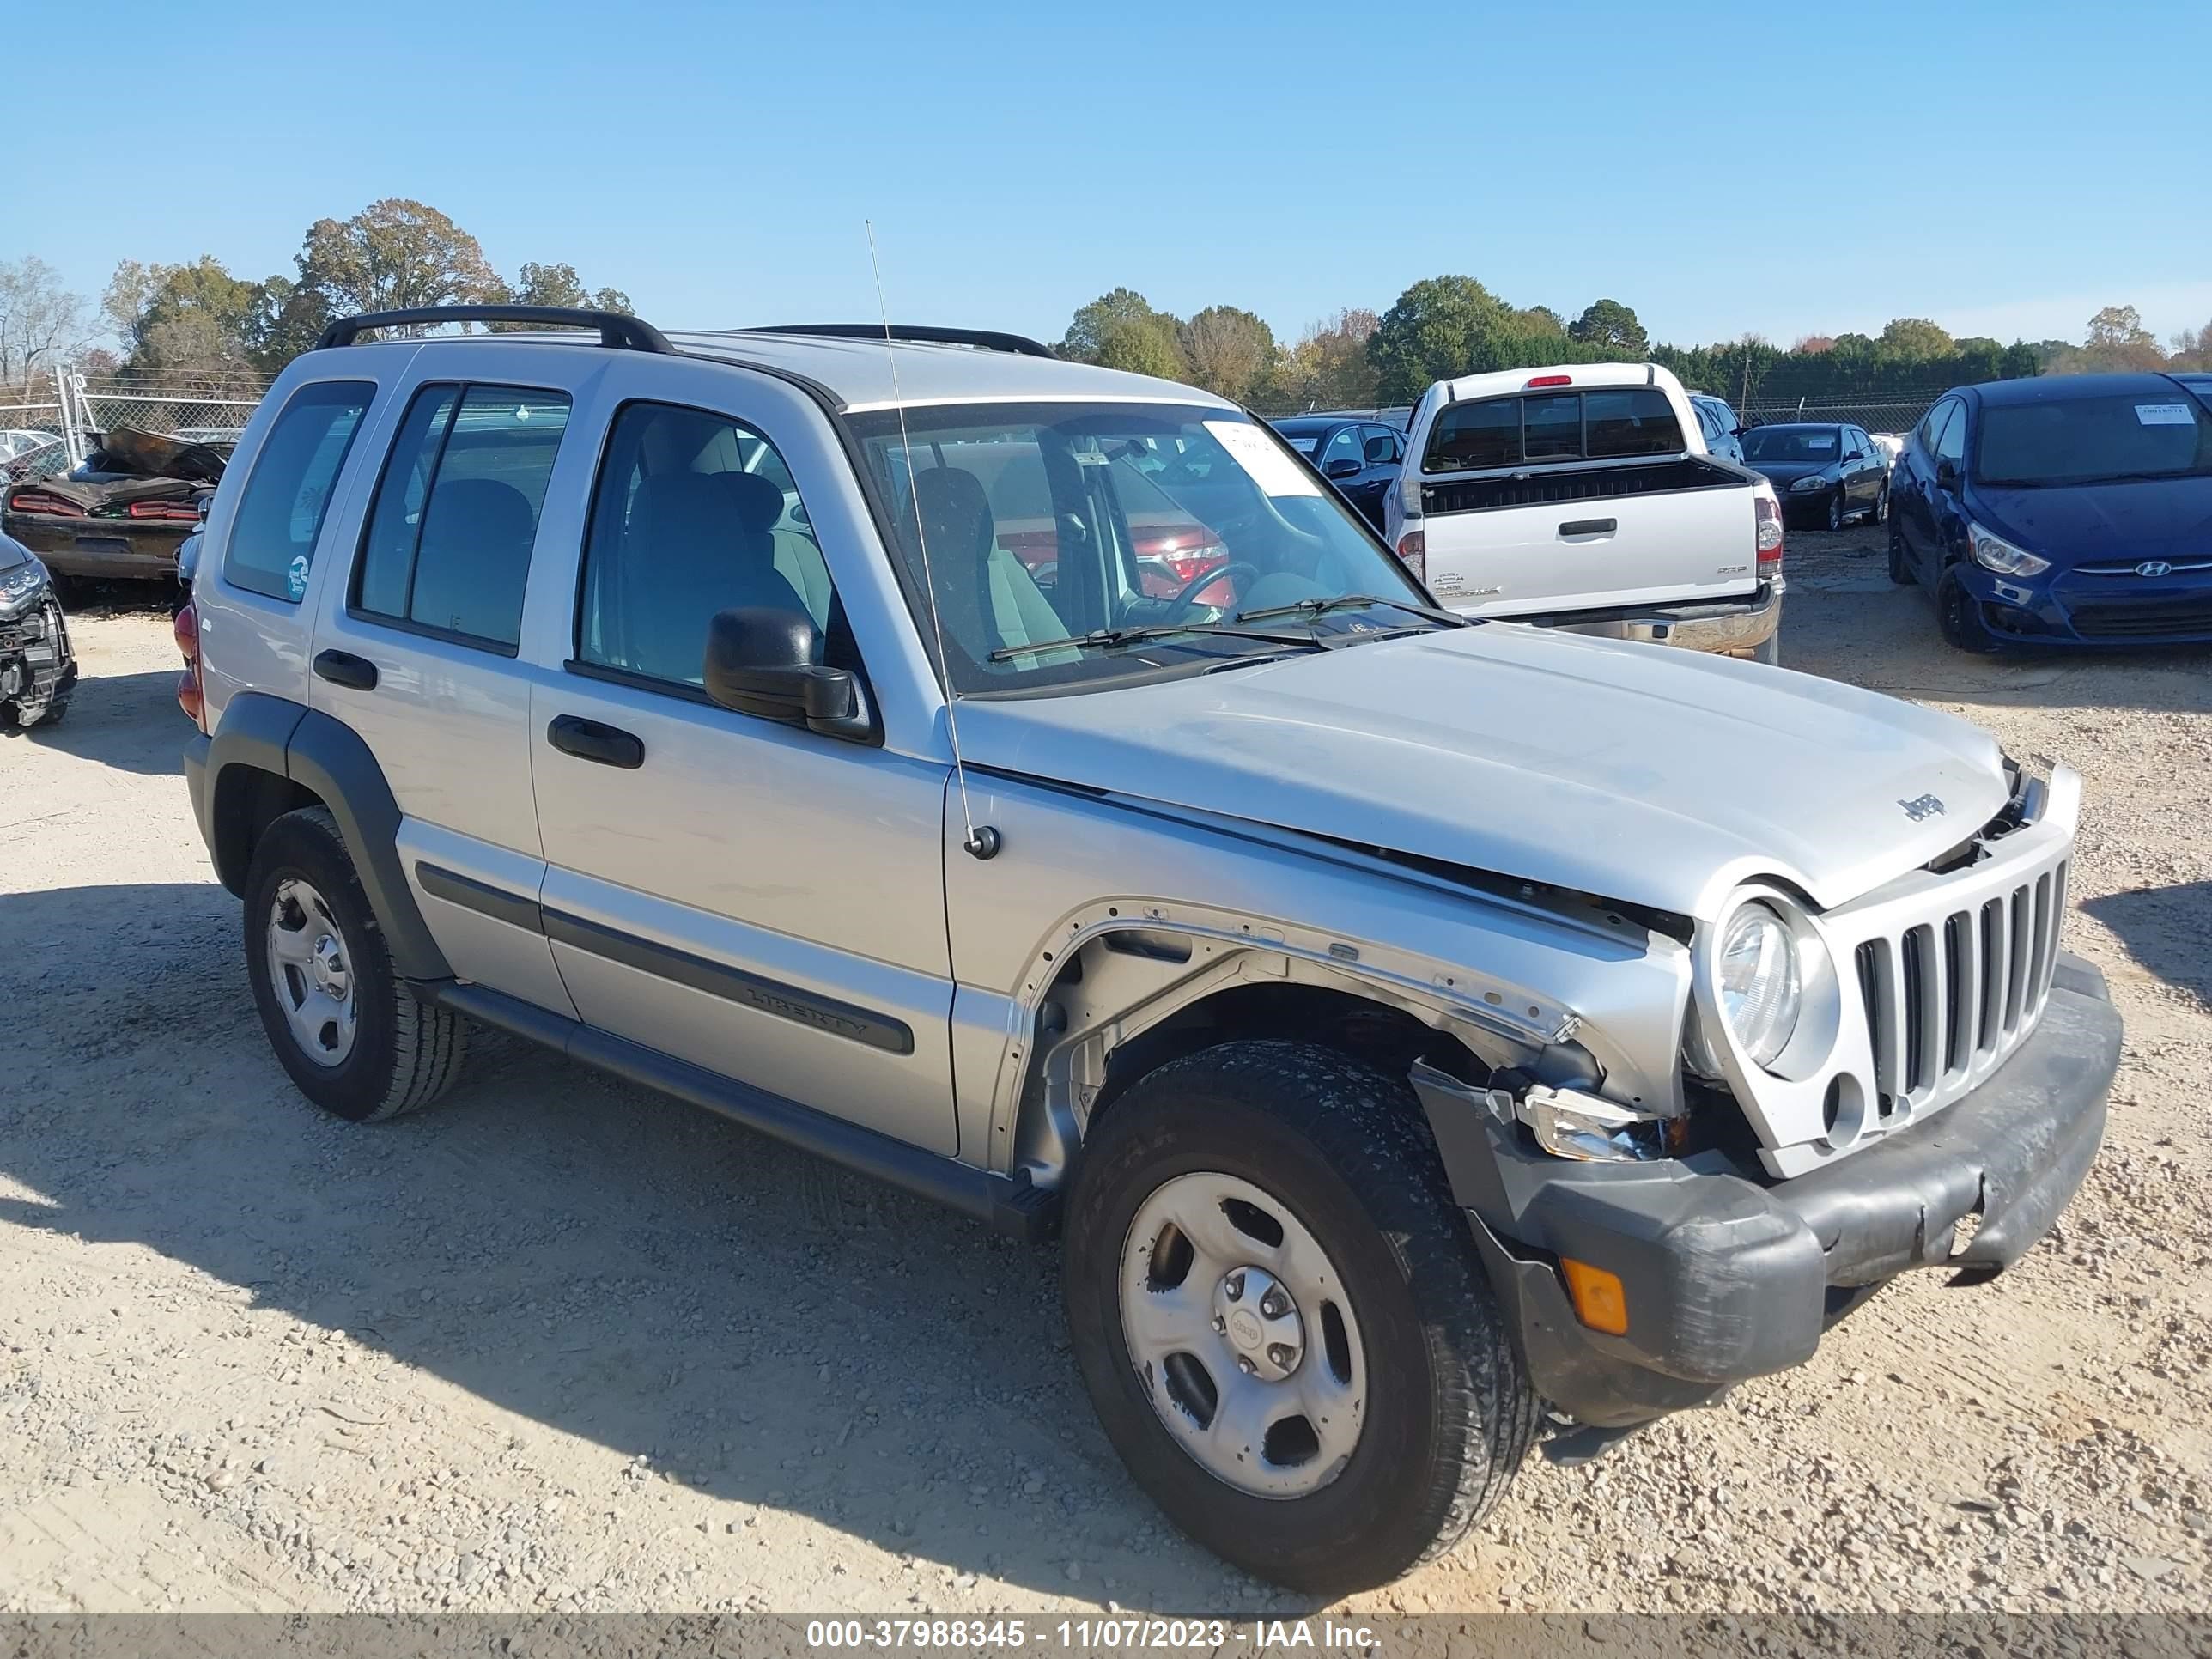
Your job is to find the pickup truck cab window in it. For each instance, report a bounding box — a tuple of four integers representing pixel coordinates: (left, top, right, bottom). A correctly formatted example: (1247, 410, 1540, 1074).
(849, 401, 1432, 695)
(1423, 386, 1683, 472)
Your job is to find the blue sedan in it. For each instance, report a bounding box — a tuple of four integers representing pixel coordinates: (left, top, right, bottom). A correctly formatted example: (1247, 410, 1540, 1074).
(1888, 372, 2212, 649)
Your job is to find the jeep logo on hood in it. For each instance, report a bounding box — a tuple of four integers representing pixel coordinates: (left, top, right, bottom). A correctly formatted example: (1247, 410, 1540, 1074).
(1899, 793, 1947, 822)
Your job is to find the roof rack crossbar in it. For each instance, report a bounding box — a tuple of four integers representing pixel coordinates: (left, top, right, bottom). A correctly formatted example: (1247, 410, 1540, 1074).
(315, 306, 673, 354)
(740, 323, 1055, 360)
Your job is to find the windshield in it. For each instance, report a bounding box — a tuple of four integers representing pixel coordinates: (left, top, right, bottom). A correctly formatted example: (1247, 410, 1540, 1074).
(1975, 392, 2212, 487)
(1741, 427, 1841, 463)
(850, 402, 1436, 694)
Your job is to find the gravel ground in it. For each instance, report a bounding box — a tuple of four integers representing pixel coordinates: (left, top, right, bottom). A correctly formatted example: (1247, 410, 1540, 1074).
(3, 538, 2209, 1618)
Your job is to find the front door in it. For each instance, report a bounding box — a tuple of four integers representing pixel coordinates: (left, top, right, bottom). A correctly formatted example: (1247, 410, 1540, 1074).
(526, 386, 959, 1152)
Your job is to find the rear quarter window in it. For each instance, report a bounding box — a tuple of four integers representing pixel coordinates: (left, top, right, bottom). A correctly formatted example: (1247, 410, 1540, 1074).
(222, 380, 375, 602)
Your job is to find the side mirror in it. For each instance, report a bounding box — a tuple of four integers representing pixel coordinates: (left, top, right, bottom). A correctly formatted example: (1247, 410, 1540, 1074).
(702, 606, 873, 742)
(196, 492, 214, 522)
(1844, 450, 1864, 461)
(1935, 458, 1961, 492)
(1323, 456, 1362, 479)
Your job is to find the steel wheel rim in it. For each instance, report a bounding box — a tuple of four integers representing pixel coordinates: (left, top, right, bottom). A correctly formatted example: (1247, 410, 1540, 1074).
(1118, 1170, 1365, 1498)
(266, 877, 358, 1066)
(1826, 493, 1842, 531)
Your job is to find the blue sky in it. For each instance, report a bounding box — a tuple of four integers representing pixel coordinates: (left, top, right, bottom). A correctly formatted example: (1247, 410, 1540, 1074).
(9, 0, 2208, 353)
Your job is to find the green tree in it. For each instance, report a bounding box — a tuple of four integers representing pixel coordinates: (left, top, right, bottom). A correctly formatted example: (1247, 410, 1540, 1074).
(499, 260, 634, 316)
(1518, 304, 1566, 336)
(1568, 298, 1649, 356)
(1178, 304, 1276, 401)
(102, 256, 276, 384)
(1366, 275, 1511, 401)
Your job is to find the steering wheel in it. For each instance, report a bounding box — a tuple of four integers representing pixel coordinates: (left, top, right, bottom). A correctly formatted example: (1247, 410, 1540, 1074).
(1165, 561, 1261, 619)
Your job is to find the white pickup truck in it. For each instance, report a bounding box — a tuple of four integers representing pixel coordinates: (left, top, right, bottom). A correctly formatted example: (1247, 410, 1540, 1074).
(1382, 362, 1785, 661)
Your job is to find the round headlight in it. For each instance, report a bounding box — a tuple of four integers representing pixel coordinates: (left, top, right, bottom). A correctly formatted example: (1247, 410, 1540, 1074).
(1717, 903, 1801, 1068)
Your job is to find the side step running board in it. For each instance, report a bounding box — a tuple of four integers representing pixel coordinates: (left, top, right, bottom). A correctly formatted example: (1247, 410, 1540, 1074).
(422, 981, 1060, 1241)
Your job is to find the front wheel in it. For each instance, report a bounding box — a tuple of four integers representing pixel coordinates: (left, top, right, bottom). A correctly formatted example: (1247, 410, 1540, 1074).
(1936, 565, 1997, 653)
(1062, 1040, 1535, 1595)
(1887, 516, 1913, 585)
(1824, 489, 1844, 532)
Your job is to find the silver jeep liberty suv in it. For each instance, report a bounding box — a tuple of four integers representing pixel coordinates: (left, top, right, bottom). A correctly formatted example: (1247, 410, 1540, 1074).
(178, 305, 2119, 1595)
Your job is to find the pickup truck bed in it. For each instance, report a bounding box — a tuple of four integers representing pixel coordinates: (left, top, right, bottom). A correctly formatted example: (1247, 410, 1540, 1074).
(1389, 364, 1781, 659)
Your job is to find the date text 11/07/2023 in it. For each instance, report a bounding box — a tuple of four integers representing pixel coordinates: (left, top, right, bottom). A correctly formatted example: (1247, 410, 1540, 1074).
(803, 1618, 1385, 1650)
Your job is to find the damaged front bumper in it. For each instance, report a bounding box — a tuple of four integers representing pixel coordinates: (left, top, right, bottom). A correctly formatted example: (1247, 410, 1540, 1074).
(0, 590, 76, 724)
(1413, 952, 2121, 1429)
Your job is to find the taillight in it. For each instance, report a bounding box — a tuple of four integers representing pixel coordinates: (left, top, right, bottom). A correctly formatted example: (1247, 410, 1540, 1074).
(1754, 493, 1784, 576)
(1526, 374, 1572, 388)
(1396, 529, 1427, 586)
(174, 601, 204, 727)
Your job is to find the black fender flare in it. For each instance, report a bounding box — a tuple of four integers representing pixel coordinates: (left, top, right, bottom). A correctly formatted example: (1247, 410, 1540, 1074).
(202, 692, 452, 982)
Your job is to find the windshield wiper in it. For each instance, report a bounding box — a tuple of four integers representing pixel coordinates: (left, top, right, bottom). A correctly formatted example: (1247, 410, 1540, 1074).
(1233, 592, 1474, 629)
(988, 622, 1325, 663)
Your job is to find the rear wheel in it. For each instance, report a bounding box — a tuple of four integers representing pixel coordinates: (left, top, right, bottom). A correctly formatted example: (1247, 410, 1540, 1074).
(1936, 564, 1996, 653)
(1872, 483, 1890, 524)
(244, 806, 467, 1121)
(1062, 1040, 1535, 1595)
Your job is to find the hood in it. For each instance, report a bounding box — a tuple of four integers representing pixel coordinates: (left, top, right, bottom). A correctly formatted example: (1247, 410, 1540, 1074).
(1972, 474, 2212, 564)
(1746, 459, 1835, 487)
(957, 626, 2009, 921)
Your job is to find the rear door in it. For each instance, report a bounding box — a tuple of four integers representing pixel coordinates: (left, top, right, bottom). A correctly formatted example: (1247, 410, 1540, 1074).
(1415, 385, 1756, 617)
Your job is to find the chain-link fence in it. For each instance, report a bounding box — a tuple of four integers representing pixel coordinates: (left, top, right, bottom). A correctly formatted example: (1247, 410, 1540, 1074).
(69, 368, 270, 447)
(1738, 395, 1938, 437)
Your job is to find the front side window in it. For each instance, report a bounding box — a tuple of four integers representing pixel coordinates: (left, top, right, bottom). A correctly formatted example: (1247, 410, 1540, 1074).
(1320, 425, 1362, 469)
(350, 384, 568, 650)
(1974, 391, 2211, 487)
(223, 380, 374, 602)
(1934, 404, 1967, 466)
(1423, 386, 1684, 471)
(849, 402, 1434, 695)
(577, 401, 839, 690)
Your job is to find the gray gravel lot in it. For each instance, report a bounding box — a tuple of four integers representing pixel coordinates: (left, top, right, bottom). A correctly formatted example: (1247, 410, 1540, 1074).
(3, 532, 2209, 1616)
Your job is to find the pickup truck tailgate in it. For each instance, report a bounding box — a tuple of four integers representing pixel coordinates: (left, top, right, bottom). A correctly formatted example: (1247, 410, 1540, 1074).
(1420, 457, 1759, 618)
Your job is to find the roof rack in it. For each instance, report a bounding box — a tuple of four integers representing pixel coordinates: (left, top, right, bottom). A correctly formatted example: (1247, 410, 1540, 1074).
(315, 306, 673, 354)
(740, 323, 1056, 360)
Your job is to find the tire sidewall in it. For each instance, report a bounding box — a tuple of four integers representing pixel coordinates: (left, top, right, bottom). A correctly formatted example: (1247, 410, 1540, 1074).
(1936, 564, 1996, 653)
(1064, 1082, 1481, 1590)
(243, 811, 404, 1121)
(1826, 489, 1844, 532)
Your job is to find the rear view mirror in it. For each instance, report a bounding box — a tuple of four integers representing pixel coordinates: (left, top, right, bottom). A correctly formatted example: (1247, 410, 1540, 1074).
(702, 606, 873, 743)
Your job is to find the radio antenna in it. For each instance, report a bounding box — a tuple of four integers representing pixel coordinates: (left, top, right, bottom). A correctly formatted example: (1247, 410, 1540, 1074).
(866, 220, 999, 860)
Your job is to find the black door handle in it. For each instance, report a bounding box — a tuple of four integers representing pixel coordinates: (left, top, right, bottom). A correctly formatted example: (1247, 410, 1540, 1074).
(547, 714, 644, 769)
(1559, 517, 1618, 538)
(313, 649, 378, 690)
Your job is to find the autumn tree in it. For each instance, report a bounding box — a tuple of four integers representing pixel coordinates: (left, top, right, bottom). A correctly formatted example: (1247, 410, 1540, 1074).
(1264, 308, 1382, 411)
(1876, 317, 1955, 361)
(1179, 305, 1277, 401)
(258, 198, 502, 362)
(0, 256, 92, 393)
(1569, 298, 1649, 356)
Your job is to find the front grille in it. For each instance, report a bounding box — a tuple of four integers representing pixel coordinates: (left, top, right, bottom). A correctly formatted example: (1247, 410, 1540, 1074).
(2063, 599, 2212, 640)
(1852, 860, 2068, 1120)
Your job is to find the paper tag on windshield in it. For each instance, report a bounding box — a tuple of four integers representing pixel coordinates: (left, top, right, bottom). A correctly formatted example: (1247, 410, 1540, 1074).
(1205, 420, 1321, 497)
(2136, 403, 2194, 426)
